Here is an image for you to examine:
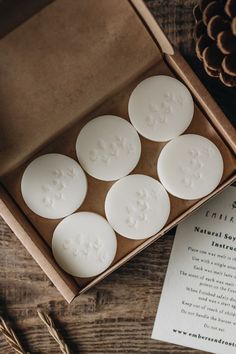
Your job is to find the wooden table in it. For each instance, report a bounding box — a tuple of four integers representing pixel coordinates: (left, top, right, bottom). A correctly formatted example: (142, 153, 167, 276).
(0, 1, 235, 353)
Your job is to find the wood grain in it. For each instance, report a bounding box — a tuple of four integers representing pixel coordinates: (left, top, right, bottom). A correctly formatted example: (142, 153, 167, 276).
(0, 1, 235, 353)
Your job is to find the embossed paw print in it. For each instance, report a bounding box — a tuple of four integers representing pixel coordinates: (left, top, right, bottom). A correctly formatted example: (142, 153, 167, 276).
(202, 146, 215, 158)
(161, 101, 172, 115)
(62, 239, 71, 250)
(73, 248, 80, 257)
(115, 135, 125, 148)
(180, 146, 206, 189)
(126, 143, 135, 154)
(57, 181, 66, 191)
(147, 102, 169, 126)
(76, 233, 84, 244)
(138, 213, 148, 221)
(42, 184, 52, 192)
(99, 252, 108, 263)
(164, 92, 184, 106)
(42, 196, 55, 208)
(118, 136, 127, 149)
(126, 216, 138, 228)
(136, 188, 149, 199)
(149, 103, 159, 113)
(146, 115, 156, 128)
(82, 242, 94, 257)
(101, 154, 111, 164)
(53, 169, 64, 178)
(127, 205, 137, 214)
(126, 188, 151, 228)
(151, 188, 160, 200)
(109, 142, 119, 157)
(193, 171, 202, 180)
(137, 199, 149, 211)
(164, 92, 175, 103)
(189, 148, 201, 158)
(157, 115, 168, 124)
(41, 168, 68, 207)
(182, 176, 194, 188)
(97, 139, 106, 150)
(190, 159, 203, 170)
(82, 247, 89, 256)
(89, 139, 108, 163)
(93, 238, 103, 250)
(147, 104, 168, 127)
(67, 167, 77, 179)
(181, 170, 202, 188)
(89, 149, 98, 162)
(89, 135, 133, 165)
(54, 192, 64, 200)
(52, 179, 66, 189)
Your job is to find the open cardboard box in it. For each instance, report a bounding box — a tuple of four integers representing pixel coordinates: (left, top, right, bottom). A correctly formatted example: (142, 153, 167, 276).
(0, 0, 235, 303)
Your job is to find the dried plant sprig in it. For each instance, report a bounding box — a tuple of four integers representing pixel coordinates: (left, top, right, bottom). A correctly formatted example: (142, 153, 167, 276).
(37, 310, 72, 354)
(0, 316, 29, 354)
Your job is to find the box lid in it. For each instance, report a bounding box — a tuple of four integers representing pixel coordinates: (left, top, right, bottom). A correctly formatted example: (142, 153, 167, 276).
(0, 0, 162, 176)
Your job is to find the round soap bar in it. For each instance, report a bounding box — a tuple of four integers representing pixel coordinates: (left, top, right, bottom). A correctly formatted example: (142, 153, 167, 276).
(21, 154, 87, 219)
(128, 75, 194, 142)
(52, 212, 117, 278)
(76, 115, 141, 181)
(157, 134, 224, 200)
(105, 174, 170, 240)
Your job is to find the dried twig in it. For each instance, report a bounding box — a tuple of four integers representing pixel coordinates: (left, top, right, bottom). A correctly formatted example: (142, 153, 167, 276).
(0, 316, 29, 354)
(37, 310, 72, 354)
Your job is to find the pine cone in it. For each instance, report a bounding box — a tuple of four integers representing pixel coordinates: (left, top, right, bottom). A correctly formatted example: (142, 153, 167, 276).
(193, 0, 236, 87)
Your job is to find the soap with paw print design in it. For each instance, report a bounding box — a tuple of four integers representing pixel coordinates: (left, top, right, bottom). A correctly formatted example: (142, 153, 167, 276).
(105, 174, 170, 240)
(157, 134, 224, 200)
(128, 75, 194, 142)
(76, 115, 141, 181)
(21, 153, 87, 219)
(52, 212, 117, 277)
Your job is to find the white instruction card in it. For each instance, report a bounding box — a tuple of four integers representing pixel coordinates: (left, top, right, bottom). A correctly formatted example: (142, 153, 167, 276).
(152, 186, 236, 354)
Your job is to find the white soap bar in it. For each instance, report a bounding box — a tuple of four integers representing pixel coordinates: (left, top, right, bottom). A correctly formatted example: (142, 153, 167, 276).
(128, 75, 194, 142)
(157, 134, 224, 200)
(52, 212, 117, 278)
(76, 115, 141, 181)
(21, 154, 87, 219)
(105, 174, 170, 240)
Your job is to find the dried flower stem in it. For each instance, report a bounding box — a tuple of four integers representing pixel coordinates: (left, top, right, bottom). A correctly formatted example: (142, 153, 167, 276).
(37, 310, 72, 354)
(0, 316, 29, 354)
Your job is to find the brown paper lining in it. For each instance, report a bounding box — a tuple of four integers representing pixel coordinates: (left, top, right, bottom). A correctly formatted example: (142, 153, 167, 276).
(2, 58, 236, 290)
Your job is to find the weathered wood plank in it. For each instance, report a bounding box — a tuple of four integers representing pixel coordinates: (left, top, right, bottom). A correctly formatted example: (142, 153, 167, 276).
(1, 217, 202, 353)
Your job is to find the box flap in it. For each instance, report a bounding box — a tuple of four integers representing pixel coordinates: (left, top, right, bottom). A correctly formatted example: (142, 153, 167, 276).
(0, 0, 160, 176)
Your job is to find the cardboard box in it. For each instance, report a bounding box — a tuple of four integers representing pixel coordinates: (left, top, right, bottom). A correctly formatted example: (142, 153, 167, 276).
(0, 0, 235, 303)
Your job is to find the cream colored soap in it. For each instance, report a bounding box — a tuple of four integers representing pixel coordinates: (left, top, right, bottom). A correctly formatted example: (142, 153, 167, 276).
(105, 174, 170, 240)
(157, 134, 224, 200)
(128, 75, 194, 142)
(21, 154, 87, 219)
(52, 212, 117, 278)
(76, 115, 141, 181)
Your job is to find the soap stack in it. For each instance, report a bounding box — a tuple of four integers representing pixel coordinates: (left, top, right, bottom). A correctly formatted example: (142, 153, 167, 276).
(20, 75, 224, 278)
